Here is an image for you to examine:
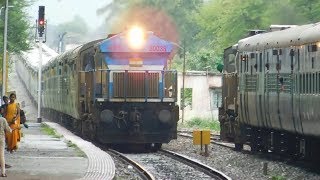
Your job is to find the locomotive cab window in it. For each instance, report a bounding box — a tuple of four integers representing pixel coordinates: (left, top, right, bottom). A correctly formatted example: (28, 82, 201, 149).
(83, 52, 95, 72)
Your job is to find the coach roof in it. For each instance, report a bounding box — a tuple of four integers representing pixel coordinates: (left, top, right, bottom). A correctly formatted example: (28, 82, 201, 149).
(238, 23, 320, 51)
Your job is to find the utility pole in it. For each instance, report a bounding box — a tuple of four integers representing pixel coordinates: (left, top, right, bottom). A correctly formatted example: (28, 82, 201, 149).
(36, 6, 46, 123)
(172, 42, 186, 123)
(181, 41, 186, 123)
(58, 32, 67, 54)
(2, 0, 8, 97)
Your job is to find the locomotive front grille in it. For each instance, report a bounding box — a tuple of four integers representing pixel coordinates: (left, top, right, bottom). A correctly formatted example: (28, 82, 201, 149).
(113, 72, 159, 98)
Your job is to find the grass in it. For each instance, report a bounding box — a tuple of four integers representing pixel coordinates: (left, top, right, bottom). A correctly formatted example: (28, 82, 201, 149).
(40, 124, 62, 138)
(179, 117, 220, 131)
(66, 140, 87, 157)
(41, 124, 86, 157)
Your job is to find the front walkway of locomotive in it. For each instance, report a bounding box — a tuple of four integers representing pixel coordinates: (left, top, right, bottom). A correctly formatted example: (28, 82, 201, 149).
(44, 30, 179, 151)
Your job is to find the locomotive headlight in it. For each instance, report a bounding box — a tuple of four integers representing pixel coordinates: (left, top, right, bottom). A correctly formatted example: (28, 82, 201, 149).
(127, 26, 145, 49)
(158, 110, 172, 123)
(100, 109, 114, 123)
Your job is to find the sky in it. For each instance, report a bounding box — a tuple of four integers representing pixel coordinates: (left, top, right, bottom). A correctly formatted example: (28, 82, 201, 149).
(27, 0, 112, 28)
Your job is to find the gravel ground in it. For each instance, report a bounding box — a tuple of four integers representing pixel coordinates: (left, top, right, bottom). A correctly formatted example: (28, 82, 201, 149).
(112, 155, 142, 180)
(162, 132, 320, 180)
(126, 152, 213, 180)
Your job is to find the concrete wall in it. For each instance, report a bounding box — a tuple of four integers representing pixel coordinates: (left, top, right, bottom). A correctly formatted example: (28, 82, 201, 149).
(177, 71, 222, 121)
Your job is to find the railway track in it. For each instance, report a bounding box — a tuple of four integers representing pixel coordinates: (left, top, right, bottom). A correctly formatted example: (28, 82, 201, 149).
(177, 130, 238, 150)
(107, 149, 155, 180)
(159, 149, 231, 180)
(108, 147, 231, 180)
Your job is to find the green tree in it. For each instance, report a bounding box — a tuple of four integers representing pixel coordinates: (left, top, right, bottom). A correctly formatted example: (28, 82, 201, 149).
(97, 0, 319, 71)
(290, 0, 320, 22)
(0, 0, 31, 53)
(193, 0, 309, 58)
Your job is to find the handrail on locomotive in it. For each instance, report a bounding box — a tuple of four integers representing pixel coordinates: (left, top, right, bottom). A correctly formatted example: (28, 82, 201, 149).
(81, 69, 178, 102)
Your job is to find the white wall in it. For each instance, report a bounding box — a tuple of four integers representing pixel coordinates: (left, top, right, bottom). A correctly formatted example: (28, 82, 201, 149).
(177, 71, 222, 121)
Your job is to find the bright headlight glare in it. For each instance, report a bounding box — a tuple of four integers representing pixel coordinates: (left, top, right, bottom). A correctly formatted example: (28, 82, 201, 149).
(128, 26, 145, 49)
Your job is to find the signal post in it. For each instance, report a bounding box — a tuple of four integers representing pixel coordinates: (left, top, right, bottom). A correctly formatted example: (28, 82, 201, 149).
(35, 6, 46, 123)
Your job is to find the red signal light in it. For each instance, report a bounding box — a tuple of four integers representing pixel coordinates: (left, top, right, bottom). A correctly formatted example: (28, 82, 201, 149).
(38, 6, 45, 38)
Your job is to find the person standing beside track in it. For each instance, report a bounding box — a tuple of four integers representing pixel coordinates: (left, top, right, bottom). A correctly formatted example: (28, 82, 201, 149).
(0, 96, 9, 117)
(0, 110, 12, 177)
(5, 93, 20, 153)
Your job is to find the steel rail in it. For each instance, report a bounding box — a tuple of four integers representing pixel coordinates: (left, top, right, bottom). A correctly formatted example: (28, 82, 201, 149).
(159, 149, 232, 180)
(107, 149, 155, 180)
(178, 132, 236, 149)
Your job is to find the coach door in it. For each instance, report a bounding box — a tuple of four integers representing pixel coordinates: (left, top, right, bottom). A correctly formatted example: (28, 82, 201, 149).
(79, 51, 95, 114)
(79, 72, 94, 113)
(85, 71, 94, 113)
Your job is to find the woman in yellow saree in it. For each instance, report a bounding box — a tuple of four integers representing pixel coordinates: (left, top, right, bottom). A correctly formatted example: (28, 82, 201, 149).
(5, 93, 20, 152)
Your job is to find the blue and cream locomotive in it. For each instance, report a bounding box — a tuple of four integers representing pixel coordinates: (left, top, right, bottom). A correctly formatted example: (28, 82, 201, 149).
(17, 27, 179, 151)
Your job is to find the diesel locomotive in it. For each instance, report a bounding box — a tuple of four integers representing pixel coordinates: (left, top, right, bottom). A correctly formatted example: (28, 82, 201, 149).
(219, 22, 320, 160)
(16, 27, 179, 151)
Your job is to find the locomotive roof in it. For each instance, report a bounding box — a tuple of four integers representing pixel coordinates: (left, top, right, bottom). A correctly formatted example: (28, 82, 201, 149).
(238, 22, 320, 51)
(43, 39, 104, 69)
(97, 31, 173, 53)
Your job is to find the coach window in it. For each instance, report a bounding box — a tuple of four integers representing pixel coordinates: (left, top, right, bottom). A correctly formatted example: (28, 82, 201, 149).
(306, 73, 309, 94)
(304, 73, 306, 94)
(317, 72, 319, 94)
(298, 74, 302, 94)
(244, 55, 247, 72)
(254, 53, 258, 72)
(240, 55, 243, 73)
(303, 73, 306, 94)
(290, 49, 294, 71)
(83, 52, 95, 72)
(301, 73, 306, 94)
(313, 73, 316, 94)
(318, 72, 320, 94)
(245, 55, 248, 72)
(276, 49, 282, 71)
(259, 53, 262, 72)
(301, 46, 305, 70)
(265, 51, 270, 71)
(297, 49, 300, 71)
(310, 73, 313, 94)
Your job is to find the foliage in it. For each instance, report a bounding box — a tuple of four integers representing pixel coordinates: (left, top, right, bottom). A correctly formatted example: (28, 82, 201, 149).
(0, 0, 31, 53)
(194, 0, 302, 55)
(98, 0, 320, 71)
(290, 0, 320, 22)
(181, 88, 192, 108)
(183, 117, 220, 131)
